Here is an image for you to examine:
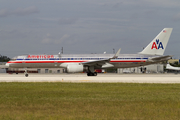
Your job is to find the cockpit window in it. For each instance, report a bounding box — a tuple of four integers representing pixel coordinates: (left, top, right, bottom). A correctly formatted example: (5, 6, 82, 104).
(10, 59, 16, 61)
(10, 56, 18, 61)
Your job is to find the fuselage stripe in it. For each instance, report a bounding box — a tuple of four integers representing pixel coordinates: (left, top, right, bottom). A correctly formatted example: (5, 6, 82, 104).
(7, 60, 146, 64)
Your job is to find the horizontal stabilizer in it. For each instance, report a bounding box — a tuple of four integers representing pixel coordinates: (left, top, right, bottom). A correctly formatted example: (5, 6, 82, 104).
(147, 55, 172, 62)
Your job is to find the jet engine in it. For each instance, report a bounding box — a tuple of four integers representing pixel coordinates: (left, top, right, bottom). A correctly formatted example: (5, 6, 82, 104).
(67, 64, 84, 73)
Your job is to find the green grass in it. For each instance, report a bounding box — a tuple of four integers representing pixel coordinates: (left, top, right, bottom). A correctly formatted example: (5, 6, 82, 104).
(0, 83, 180, 120)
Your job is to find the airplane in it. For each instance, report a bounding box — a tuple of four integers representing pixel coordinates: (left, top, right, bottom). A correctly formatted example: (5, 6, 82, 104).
(6, 28, 173, 77)
(166, 63, 180, 73)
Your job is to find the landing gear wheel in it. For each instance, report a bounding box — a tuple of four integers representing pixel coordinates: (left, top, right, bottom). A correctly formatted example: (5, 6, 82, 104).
(87, 72, 97, 76)
(87, 73, 92, 76)
(94, 72, 97, 76)
(25, 74, 28, 77)
(87, 73, 90, 76)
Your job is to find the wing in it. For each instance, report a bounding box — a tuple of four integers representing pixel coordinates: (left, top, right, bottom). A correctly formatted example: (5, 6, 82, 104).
(82, 48, 121, 67)
(82, 59, 110, 66)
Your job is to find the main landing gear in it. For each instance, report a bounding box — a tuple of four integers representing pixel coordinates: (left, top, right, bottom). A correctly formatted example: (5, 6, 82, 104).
(87, 72, 97, 76)
(87, 66, 97, 76)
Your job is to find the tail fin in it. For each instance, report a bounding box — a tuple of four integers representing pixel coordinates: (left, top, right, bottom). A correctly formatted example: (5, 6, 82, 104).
(139, 28, 173, 55)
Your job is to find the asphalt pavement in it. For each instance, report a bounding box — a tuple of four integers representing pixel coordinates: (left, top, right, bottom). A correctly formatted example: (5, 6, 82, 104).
(0, 73, 179, 83)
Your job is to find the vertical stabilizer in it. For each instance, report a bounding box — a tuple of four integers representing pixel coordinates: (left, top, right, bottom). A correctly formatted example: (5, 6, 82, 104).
(139, 28, 173, 55)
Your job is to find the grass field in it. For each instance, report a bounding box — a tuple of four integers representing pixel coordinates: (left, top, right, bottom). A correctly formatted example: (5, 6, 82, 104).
(0, 82, 180, 120)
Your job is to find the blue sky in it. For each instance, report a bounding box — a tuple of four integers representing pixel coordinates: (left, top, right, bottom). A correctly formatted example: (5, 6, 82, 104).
(0, 0, 180, 58)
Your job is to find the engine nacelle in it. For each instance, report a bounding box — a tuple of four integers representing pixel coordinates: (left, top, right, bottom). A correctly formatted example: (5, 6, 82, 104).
(67, 64, 84, 73)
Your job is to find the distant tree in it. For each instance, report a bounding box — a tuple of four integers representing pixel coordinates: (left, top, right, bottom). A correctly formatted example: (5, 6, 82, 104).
(170, 61, 180, 67)
(0, 54, 10, 62)
(174, 61, 179, 66)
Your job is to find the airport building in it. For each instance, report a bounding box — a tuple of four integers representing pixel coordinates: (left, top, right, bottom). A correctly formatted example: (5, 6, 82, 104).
(117, 64, 164, 74)
(0, 62, 65, 74)
(0, 62, 8, 73)
(6, 68, 65, 74)
(1, 62, 164, 74)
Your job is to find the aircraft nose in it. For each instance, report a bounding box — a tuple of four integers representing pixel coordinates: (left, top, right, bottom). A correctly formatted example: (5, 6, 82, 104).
(5, 63, 9, 67)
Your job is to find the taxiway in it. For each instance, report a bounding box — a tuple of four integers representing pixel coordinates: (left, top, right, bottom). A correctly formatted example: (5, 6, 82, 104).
(0, 73, 180, 83)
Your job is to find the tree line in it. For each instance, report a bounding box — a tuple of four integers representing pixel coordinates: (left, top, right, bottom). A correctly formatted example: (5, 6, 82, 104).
(0, 54, 10, 62)
(170, 61, 180, 67)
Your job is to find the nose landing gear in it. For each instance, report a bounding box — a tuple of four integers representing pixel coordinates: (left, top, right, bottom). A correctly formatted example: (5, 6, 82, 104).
(24, 69, 28, 77)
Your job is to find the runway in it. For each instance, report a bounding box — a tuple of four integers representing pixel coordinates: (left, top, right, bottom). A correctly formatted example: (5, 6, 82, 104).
(0, 73, 180, 83)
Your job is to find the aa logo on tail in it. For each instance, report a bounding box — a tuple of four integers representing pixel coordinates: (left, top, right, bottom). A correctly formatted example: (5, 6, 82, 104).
(151, 39, 164, 49)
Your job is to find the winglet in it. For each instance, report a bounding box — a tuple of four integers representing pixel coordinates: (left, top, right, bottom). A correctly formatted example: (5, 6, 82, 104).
(112, 48, 121, 59)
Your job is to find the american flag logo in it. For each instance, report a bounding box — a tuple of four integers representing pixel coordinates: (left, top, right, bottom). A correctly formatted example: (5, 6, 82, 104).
(163, 30, 166, 33)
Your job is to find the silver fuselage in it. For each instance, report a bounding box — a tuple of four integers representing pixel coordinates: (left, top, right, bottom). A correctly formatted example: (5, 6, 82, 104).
(6, 54, 168, 69)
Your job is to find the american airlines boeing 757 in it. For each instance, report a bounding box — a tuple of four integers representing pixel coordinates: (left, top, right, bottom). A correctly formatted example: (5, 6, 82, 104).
(6, 28, 173, 77)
